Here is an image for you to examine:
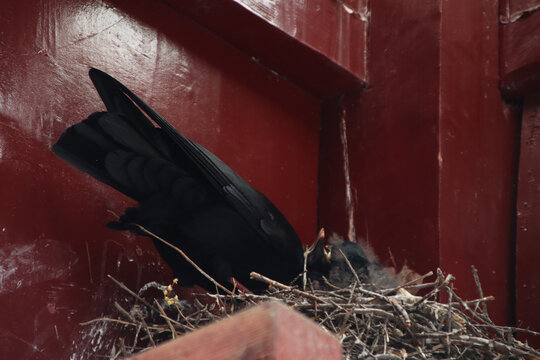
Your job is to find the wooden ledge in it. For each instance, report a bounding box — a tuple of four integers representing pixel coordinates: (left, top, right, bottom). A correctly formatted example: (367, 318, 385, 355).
(130, 300, 342, 360)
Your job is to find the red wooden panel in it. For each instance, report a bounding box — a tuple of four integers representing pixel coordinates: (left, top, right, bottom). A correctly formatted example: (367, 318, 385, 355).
(500, 0, 540, 23)
(319, 0, 441, 279)
(320, 0, 520, 328)
(439, 0, 519, 326)
(500, 0, 540, 340)
(130, 301, 342, 360)
(515, 94, 540, 346)
(150, 0, 368, 98)
(501, 8, 540, 98)
(231, 0, 367, 78)
(0, 0, 319, 358)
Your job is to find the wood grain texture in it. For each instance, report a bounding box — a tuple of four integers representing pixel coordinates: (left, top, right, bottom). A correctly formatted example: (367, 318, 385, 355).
(515, 94, 540, 348)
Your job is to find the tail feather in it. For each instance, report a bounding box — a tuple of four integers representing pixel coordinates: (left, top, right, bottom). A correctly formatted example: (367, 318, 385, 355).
(103, 150, 141, 194)
(124, 155, 152, 194)
(98, 114, 162, 159)
(141, 158, 173, 193)
(53, 111, 179, 201)
(89, 69, 157, 138)
(53, 112, 125, 193)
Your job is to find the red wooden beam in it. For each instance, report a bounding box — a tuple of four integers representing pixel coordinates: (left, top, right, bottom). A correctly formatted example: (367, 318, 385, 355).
(500, 8, 540, 98)
(129, 301, 342, 360)
(515, 94, 540, 347)
(500, 0, 540, 23)
(319, 0, 442, 285)
(439, 0, 519, 327)
(319, 0, 520, 327)
(146, 0, 368, 98)
(500, 2, 540, 345)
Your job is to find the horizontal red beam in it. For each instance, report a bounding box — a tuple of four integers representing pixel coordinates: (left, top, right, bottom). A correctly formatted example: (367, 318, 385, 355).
(500, 8, 540, 97)
(130, 301, 342, 360)
(162, 0, 368, 98)
(500, 0, 540, 23)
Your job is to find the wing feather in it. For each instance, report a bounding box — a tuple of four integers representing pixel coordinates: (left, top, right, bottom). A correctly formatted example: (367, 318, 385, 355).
(88, 68, 300, 251)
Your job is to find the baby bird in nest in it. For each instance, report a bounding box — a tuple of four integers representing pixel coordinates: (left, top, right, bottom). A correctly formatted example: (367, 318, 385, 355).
(306, 233, 398, 290)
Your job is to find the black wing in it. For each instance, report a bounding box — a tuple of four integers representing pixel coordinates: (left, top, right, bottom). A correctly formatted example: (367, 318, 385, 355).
(53, 68, 303, 289)
(88, 68, 300, 254)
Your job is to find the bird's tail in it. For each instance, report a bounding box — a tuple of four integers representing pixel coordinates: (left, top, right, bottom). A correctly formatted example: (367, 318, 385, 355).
(52, 110, 178, 201)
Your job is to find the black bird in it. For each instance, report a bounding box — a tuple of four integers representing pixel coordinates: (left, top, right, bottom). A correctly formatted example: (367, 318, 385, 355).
(53, 68, 304, 292)
(307, 236, 398, 290)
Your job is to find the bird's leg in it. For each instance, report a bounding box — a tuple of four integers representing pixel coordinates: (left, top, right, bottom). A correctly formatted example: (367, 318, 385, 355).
(229, 277, 253, 294)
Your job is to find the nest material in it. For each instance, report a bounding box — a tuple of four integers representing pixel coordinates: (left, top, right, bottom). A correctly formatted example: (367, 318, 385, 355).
(81, 225, 539, 359)
(86, 267, 539, 360)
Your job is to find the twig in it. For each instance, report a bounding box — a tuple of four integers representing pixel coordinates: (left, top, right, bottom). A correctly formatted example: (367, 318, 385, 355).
(133, 308, 156, 347)
(107, 275, 157, 311)
(131, 223, 232, 295)
(250, 271, 327, 303)
(91, 265, 540, 359)
(335, 246, 362, 284)
(154, 300, 176, 339)
(80, 317, 138, 327)
(174, 302, 196, 329)
(471, 266, 490, 320)
(381, 271, 434, 296)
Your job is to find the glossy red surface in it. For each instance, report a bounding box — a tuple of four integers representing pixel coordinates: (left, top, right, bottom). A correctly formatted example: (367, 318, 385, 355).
(439, 0, 519, 326)
(1, 0, 536, 358)
(500, 0, 540, 22)
(156, 0, 368, 98)
(320, 0, 522, 328)
(0, 0, 319, 358)
(319, 0, 441, 283)
(501, 9, 540, 98)
(231, 0, 368, 79)
(516, 95, 540, 346)
(500, 3, 540, 344)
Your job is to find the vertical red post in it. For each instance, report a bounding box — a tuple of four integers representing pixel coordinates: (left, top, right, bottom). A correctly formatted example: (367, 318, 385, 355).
(439, 0, 519, 326)
(319, 0, 520, 326)
(515, 94, 540, 342)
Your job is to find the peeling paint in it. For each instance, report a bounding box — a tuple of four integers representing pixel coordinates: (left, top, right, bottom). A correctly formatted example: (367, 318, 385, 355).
(338, 0, 369, 21)
(69, 320, 111, 360)
(0, 327, 44, 354)
(0, 133, 4, 161)
(0, 239, 78, 295)
(339, 105, 356, 242)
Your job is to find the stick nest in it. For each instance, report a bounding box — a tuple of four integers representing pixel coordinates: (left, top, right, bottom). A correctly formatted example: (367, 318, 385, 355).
(87, 267, 539, 359)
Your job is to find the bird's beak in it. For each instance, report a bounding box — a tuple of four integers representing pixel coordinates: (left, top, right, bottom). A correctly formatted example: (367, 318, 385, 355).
(324, 246, 332, 263)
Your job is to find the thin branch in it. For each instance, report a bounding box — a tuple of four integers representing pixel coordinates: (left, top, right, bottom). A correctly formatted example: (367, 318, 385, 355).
(131, 223, 232, 295)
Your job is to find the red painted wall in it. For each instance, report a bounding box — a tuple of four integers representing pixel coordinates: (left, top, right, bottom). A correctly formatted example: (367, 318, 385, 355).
(319, 1, 441, 275)
(160, 0, 368, 97)
(515, 95, 540, 343)
(439, 0, 519, 326)
(319, 0, 522, 328)
(0, 1, 319, 358)
(0, 0, 537, 358)
(501, 9, 540, 98)
(501, 1, 540, 345)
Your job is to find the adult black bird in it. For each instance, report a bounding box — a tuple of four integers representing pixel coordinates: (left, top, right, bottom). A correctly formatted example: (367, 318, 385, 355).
(53, 68, 304, 292)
